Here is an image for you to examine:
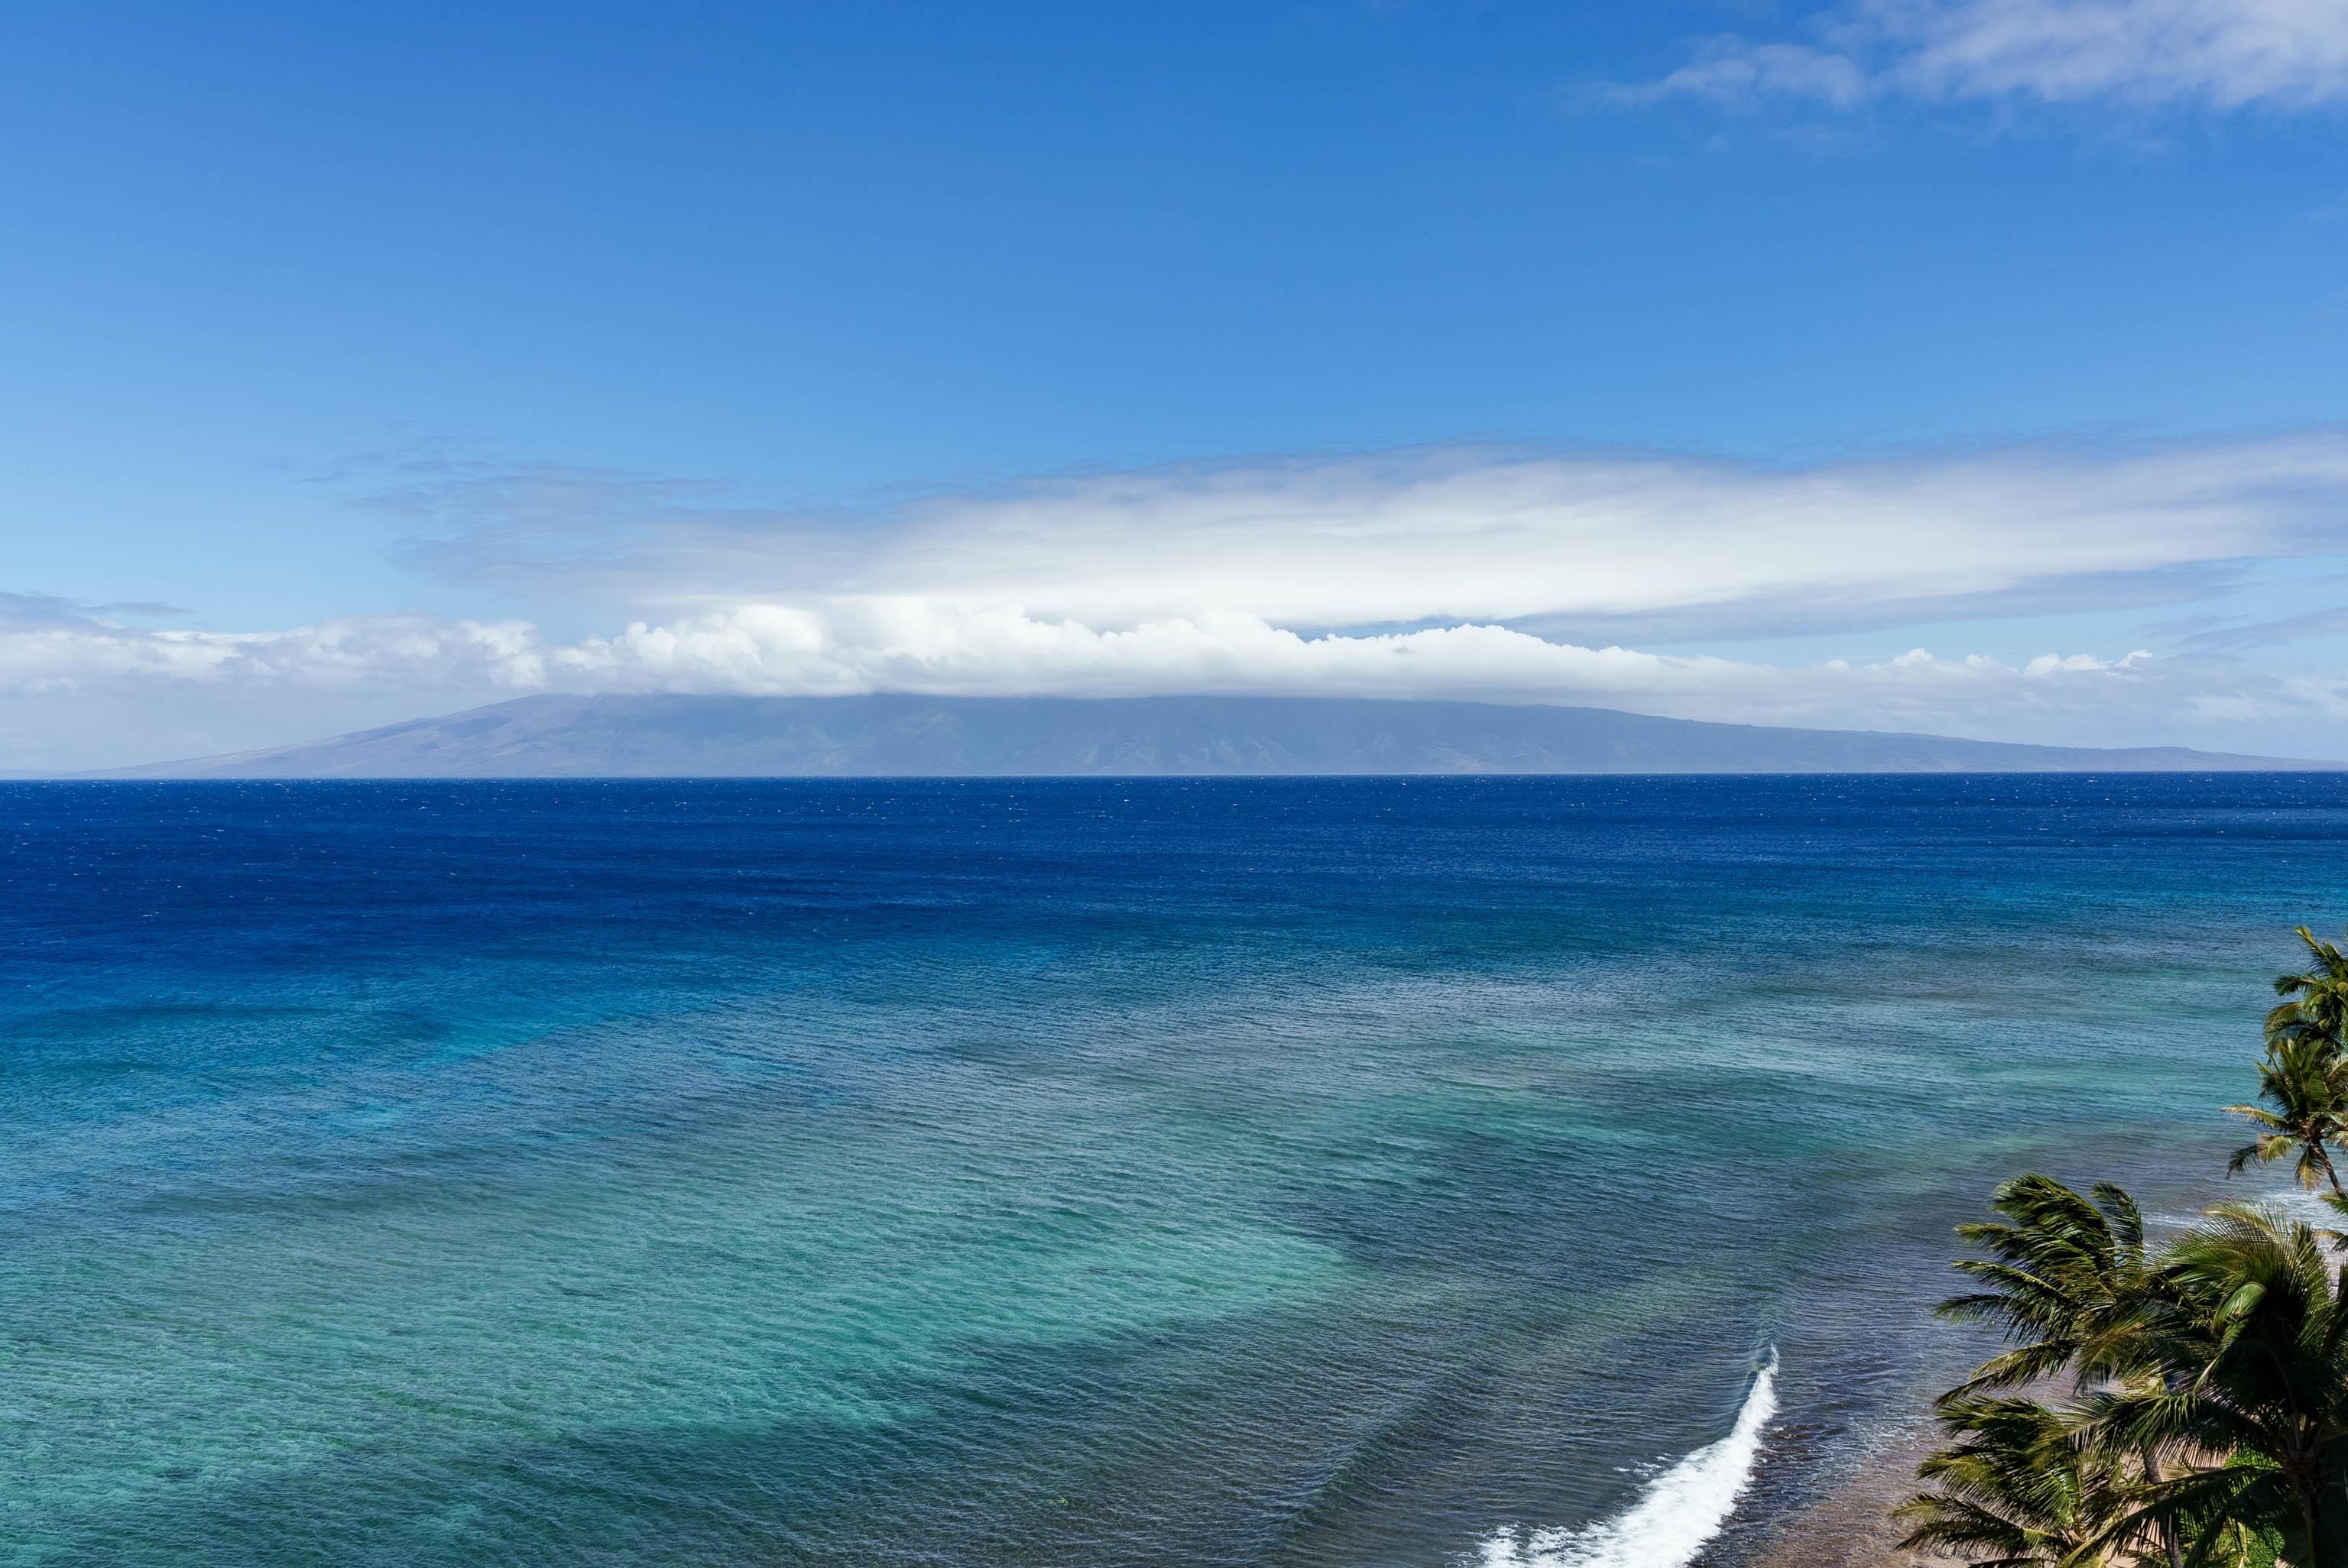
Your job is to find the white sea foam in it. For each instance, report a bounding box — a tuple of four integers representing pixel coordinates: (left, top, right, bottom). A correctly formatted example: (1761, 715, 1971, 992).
(1474, 1354, 1778, 1568)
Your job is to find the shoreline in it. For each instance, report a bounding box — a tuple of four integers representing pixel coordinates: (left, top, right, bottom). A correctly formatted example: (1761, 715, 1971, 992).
(1742, 1416, 1944, 1568)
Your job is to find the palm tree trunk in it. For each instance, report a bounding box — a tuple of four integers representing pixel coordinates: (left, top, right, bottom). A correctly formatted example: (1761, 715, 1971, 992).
(2142, 1448, 2186, 1568)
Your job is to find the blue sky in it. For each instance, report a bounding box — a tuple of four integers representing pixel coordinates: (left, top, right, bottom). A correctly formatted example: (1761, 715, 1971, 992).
(5, 0, 2348, 768)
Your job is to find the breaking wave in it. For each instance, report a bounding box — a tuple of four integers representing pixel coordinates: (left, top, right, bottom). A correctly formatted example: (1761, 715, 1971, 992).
(1475, 1353, 1778, 1568)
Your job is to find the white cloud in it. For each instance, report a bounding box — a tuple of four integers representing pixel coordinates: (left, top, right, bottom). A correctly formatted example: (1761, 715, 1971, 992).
(1, 599, 2335, 763)
(2021, 648, 2152, 675)
(541, 607, 2342, 749)
(1610, 0, 2348, 112)
(870, 439, 2338, 629)
(393, 434, 2348, 637)
(0, 611, 546, 695)
(1607, 38, 1882, 109)
(11, 430, 2348, 767)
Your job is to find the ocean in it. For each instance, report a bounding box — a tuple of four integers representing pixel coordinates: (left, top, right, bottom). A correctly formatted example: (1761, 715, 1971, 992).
(5, 775, 2344, 1567)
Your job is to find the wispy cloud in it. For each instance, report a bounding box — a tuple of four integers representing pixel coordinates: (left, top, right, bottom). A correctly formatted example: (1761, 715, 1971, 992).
(2174, 605, 2348, 652)
(0, 591, 190, 626)
(1600, 0, 2348, 114)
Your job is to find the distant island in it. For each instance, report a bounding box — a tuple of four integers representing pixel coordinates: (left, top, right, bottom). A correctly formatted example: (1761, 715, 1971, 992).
(83, 693, 2346, 778)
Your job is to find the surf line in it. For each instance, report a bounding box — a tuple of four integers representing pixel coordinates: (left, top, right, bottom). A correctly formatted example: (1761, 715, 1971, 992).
(1474, 1352, 1779, 1568)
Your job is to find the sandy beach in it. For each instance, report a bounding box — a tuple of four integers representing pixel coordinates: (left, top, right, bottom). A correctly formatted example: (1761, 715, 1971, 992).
(1744, 1418, 1945, 1568)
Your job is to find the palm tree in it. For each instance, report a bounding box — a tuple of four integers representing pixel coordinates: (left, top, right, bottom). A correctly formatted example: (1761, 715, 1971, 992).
(1896, 1397, 2137, 1567)
(2267, 927, 2348, 1054)
(1905, 925, 2348, 1568)
(2225, 1030, 2348, 1198)
(2074, 1204, 2348, 1567)
(1933, 1175, 2187, 1566)
(1938, 1173, 2152, 1396)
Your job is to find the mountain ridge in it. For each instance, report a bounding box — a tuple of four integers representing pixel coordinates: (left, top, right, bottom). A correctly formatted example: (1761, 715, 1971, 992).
(79, 693, 2347, 777)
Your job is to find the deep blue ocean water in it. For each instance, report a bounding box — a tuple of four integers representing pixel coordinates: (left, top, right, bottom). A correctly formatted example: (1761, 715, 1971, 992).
(5, 774, 2346, 1567)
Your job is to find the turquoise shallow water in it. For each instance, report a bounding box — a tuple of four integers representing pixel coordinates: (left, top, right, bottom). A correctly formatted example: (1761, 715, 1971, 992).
(5, 775, 2346, 1566)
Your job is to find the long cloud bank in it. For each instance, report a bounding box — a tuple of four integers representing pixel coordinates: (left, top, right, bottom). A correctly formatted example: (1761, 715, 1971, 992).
(11, 429, 2348, 765)
(2, 601, 2340, 754)
(388, 433, 2348, 637)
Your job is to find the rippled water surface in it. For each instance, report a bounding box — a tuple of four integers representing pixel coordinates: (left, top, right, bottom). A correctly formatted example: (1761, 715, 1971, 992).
(5, 775, 2346, 1567)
